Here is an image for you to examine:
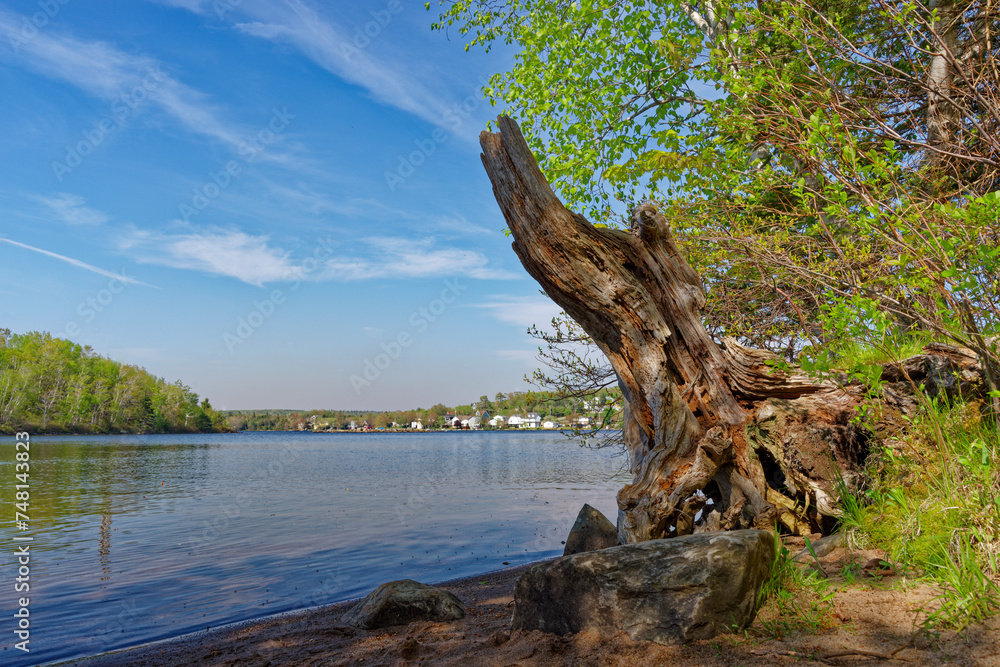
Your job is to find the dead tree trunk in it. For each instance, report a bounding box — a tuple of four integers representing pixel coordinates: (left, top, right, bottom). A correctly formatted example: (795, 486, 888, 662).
(480, 116, 868, 543)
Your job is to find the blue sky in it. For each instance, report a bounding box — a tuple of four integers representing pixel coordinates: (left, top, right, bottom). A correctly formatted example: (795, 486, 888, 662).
(0, 0, 564, 410)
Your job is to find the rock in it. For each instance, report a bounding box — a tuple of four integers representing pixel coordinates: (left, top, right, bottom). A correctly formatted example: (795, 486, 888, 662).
(881, 344, 984, 415)
(512, 529, 775, 644)
(563, 503, 618, 555)
(341, 579, 465, 630)
(793, 532, 844, 562)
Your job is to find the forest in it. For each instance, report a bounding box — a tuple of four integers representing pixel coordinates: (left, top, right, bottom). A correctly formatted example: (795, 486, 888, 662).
(0, 328, 227, 434)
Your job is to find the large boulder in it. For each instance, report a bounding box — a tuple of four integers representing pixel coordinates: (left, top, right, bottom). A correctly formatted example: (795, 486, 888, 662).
(563, 503, 618, 555)
(341, 579, 465, 630)
(512, 529, 775, 644)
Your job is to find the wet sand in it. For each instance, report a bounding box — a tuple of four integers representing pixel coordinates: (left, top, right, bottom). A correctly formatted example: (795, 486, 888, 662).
(59, 550, 1000, 667)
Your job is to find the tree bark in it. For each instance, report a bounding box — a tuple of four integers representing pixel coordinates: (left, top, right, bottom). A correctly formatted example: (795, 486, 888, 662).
(480, 116, 867, 542)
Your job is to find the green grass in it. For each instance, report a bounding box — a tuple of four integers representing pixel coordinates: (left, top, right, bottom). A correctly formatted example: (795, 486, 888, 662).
(826, 336, 930, 370)
(838, 398, 1000, 630)
(753, 531, 836, 639)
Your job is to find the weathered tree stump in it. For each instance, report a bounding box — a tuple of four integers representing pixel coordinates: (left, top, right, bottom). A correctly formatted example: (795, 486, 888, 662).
(480, 116, 872, 542)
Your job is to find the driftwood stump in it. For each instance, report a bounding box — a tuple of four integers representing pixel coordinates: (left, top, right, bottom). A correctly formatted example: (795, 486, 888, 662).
(480, 116, 872, 542)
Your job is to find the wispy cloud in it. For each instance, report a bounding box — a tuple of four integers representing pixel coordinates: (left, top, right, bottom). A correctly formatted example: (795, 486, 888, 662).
(28, 193, 109, 226)
(0, 237, 155, 286)
(122, 228, 301, 286)
(0, 7, 242, 148)
(320, 237, 518, 281)
(121, 225, 516, 285)
(475, 295, 564, 329)
(157, 0, 455, 131)
(233, 0, 451, 128)
(496, 349, 537, 362)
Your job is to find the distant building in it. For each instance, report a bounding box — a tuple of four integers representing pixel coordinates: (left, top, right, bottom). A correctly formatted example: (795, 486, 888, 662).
(467, 416, 481, 429)
(489, 415, 506, 427)
(542, 420, 557, 429)
(525, 413, 542, 429)
(508, 415, 525, 428)
(576, 416, 592, 427)
(410, 420, 423, 430)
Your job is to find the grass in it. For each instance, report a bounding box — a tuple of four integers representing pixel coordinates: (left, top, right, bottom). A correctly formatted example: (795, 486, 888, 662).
(837, 397, 1000, 630)
(752, 531, 836, 639)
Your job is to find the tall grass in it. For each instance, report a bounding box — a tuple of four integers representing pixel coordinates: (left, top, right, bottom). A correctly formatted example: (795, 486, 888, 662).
(844, 398, 1000, 629)
(753, 530, 836, 638)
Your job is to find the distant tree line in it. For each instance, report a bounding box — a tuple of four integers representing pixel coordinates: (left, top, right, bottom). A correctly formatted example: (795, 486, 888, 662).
(223, 389, 623, 431)
(0, 329, 227, 434)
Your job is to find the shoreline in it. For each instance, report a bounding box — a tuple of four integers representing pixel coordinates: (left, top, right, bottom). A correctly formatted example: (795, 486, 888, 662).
(51, 545, 1000, 667)
(51, 559, 553, 667)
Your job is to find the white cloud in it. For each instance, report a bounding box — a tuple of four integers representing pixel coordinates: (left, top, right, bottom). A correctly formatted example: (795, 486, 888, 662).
(29, 193, 109, 226)
(153, 0, 459, 131)
(121, 226, 516, 285)
(0, 8, 242, 148)
(320, 237, 519, 281)
(123, 228, 301, 286)
(475, 295, 564, 329)
(495, 349, 537, 362)
(228, 0, 451, 128)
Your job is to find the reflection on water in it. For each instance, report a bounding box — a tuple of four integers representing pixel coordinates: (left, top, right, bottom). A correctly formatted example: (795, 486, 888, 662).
(0, 431, 628, 665)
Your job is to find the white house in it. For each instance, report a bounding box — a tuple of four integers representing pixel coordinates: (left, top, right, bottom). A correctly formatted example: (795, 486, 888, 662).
(508, 415, 525, 428)
(576, 416, 592, 427)
(542, 420, 557, 429)
(525, 413, 542, 429)
(467, 416, 481, 429)
(489, 415, 506, 427)
(410, 420, 423, 430)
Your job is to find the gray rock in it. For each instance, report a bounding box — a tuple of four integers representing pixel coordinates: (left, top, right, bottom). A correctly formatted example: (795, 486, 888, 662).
(794, 532, 844, 562)
(563, 503, 618, 555)
(341, 579, 464, 630)
(513, 529, 775, 644)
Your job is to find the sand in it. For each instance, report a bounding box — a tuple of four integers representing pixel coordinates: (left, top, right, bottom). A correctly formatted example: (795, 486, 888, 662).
(61, 546, 1000, 667)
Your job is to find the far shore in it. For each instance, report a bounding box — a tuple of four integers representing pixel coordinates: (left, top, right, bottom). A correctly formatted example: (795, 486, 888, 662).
(13, 427, 617, 437)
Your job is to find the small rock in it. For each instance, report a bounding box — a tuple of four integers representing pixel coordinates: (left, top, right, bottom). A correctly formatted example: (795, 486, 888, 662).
(341, 580, 465, 630)
(563, 503, 618, 556)
(794, 532, 844, 562)
(486, 630, 509, 646)
(398, 636, 422, 660)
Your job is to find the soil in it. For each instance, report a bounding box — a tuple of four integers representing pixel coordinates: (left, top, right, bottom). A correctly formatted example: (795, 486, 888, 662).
(61, 543, 1000, 667)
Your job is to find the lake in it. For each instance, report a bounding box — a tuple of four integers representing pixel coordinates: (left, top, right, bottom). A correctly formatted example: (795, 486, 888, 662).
(0, 430, 629, 665)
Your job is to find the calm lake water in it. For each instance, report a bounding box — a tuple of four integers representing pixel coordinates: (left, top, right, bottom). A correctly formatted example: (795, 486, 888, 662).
(0, 431, 629, 665)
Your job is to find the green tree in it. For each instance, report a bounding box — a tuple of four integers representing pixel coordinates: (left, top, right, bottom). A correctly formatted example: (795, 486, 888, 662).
(435, 0, 1000, 411)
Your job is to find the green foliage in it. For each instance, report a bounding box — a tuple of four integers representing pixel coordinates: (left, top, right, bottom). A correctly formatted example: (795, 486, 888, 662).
(852, 400, 1000, 629)
(0, 329, 225, 434)
(754, 531, 836, 638)
(434, 0, 1000, 381)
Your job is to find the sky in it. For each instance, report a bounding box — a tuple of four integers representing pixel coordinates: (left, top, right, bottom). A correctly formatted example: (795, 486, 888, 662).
(0, 0, 566, 411)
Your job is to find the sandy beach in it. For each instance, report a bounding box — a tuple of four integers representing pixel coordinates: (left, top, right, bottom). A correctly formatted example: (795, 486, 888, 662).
(59, 546, 1000, 667)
